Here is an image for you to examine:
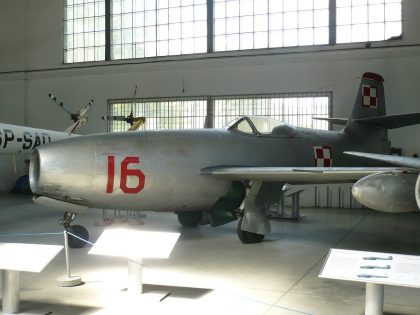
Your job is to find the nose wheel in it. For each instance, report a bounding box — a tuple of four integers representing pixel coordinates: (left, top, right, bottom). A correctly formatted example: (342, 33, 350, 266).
(60, 212, 90, 248)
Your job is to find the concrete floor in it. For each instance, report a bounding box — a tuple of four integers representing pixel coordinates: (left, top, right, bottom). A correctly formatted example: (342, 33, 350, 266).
(1, 193, 420, 315)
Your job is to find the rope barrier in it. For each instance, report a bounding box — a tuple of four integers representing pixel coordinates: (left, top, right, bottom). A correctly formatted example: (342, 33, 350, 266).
(0, 231, 94, 247)
(0, 232, 63, 237)
(66, 231, 94, 246)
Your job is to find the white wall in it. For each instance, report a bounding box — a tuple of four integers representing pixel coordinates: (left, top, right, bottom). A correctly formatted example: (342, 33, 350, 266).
(1, 0, 420, 199)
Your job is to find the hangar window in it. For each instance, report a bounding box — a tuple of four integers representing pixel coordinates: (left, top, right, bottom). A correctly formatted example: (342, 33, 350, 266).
(336, 0, 402, 43)
(213, 0, 330, 51)
(213, 93, 330, 129)
(64, 0, 106, 63)
(107, 97, 207, 131)
(110, 0, 207, 59)
(107, 92, 330, 132)
(64, 0, 403, 63)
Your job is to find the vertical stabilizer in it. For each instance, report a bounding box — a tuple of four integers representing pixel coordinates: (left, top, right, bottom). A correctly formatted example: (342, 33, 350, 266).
(345, 72, 386, 133)
(349, 72, 385, 119)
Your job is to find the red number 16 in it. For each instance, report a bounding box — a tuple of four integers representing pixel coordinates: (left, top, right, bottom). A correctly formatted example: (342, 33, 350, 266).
(106, 155, 145, 194)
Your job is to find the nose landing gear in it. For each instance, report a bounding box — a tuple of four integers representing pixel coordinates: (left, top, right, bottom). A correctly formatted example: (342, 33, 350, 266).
(60, 212, 89, 248)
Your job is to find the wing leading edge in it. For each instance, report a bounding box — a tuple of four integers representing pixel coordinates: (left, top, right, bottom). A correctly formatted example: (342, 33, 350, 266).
(200, 166, 414, 184)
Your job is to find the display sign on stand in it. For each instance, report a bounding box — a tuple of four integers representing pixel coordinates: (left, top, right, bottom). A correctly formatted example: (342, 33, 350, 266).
(0, 243, 63, 314)
(89, 228, 180, 296)
(320, 248, 420, 315)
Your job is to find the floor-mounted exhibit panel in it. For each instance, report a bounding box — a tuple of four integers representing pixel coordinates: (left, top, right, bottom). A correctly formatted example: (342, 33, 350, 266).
(1, 193, 420, 315)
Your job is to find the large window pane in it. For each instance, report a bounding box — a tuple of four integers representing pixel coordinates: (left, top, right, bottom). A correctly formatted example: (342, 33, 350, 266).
(111, 0, 207, 59)
(336, 0, 402, 44)
(64, 0, 106, 63)
(108, 97, 207, 131)
(214, 93, 330, 129)
(214, 0, 329, 51)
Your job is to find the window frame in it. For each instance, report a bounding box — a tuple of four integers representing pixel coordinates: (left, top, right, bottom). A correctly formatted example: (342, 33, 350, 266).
(63, 0, 404, 64)
(106, 92, 332, 132)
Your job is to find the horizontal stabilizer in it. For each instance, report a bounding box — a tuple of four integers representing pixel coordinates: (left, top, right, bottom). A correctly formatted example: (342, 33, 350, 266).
(313, 117, 348, 125)
(353, 113, 420, 129)
(344, 151, 420, 169)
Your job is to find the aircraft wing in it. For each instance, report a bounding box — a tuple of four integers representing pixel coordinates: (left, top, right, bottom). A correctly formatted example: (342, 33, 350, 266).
(200, 166, 415, 184)
(344, 151, 420, 169)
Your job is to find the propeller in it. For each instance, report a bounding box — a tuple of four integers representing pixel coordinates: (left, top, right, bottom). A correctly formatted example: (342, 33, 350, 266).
(102, 85, 146, 131)
(49, 93, 93, 123)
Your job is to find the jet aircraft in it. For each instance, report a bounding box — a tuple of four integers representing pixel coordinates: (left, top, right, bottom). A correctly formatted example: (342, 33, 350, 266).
(29, 73, 420, 247)
(0, 123, 75, 155)
(0, 97, 93, 155)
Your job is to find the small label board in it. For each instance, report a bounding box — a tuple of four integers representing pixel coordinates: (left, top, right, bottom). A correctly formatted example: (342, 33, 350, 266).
(319, 248, 420, 288)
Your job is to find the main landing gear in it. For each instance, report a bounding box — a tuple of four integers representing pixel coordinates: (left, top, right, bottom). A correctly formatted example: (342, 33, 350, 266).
(236, 217, 265, 244)
(60, 212, 89, 248)
(235, 181, 271, 244)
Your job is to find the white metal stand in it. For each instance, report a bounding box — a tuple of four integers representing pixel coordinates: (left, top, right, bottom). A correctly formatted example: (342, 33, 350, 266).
(89, 229, 180, 300)
(127, 259, 143, 296)
(365, 283, 384, 315)
(2, 270, 20, 314)
(0, 243, 62, 314)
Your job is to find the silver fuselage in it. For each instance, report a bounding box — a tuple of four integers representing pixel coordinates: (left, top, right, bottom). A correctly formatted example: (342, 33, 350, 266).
(30, 126, 388, 212)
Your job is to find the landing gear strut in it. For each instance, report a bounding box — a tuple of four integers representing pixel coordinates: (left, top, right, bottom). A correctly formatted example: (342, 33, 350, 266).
(236, 181, 271, 244)
(60, 212, 89, 248)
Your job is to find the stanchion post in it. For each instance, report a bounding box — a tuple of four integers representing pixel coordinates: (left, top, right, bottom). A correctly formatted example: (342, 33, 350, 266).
(2, 270, 20, 314)
(56, 231, 82, 287)
(127, 259, 143, 296)
(64, 231, 71, 278)
(365, 283, 384, 315)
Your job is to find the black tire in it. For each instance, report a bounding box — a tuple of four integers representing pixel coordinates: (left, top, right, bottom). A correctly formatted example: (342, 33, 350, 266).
(177, 211, 203, 227)
(67, 225, 89, 248)
(237, 218, 265, 244)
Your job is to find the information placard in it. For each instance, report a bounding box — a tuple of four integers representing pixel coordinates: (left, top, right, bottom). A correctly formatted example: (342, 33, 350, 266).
(319, 248, 420, 288)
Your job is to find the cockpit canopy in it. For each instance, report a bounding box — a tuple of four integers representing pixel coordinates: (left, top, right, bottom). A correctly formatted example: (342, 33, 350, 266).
(225, 116, 297, 137)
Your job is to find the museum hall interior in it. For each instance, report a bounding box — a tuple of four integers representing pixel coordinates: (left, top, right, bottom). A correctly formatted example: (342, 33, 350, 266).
(1, 1, 420, 314)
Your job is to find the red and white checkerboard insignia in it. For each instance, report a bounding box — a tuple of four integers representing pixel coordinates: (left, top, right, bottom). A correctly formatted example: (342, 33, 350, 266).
(314, 146, 332, 167)
(362, 84, 378, 108)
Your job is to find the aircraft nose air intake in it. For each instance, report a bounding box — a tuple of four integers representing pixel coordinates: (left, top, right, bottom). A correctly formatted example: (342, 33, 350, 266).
(29, 149, 41, 194)
(27, 132, 149, 206)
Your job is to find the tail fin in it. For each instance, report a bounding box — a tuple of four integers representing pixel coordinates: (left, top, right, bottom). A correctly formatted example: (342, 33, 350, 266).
(318, 73, 420, 133)
(344, 72, 420, 131)
(350, 72, 386, 119)
(344, 72, 386, 133)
